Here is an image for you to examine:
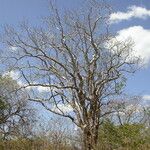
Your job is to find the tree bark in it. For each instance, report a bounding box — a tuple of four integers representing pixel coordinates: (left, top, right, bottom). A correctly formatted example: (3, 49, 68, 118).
(82, 126, 99, 150)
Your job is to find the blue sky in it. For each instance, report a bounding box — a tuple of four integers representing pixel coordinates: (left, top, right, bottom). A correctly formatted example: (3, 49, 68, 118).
(0, 0, 150, 102)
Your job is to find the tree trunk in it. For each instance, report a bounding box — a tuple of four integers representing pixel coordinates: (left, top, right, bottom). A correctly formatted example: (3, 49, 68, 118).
(82, 126, 99, 150)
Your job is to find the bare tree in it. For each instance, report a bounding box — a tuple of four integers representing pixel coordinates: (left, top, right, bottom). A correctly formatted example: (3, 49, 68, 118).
(1, 0, 139, 149)
(108, 96, 146, 125)
(0, 75, 35, 140)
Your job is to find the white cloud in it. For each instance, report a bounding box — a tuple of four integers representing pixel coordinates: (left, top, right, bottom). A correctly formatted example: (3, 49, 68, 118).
(74, 125, 79, 131)
(143, 95, 150, 101)
(110, 6, 150, 24)
(36, 85, 61, 93)
(37, 86, 51, 93)
(3, 70, 25, 86)
(3, 70, 20, 80)
(9, 46, 18, 51)
(116, 26, 150, 65)
(52, 104, 73, 113)
(2, 71, 54, 92)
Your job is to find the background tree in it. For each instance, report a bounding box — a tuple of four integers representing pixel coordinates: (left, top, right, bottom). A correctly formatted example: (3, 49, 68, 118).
(96, 96, 150, 149)
(34, 117, 74, 150)
(0, 75, 35, 140)
(1, 0, 139, 149)
(108, 96, 145, 125)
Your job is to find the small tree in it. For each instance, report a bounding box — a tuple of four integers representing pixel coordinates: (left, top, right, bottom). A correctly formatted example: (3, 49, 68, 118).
(1, 0, 139, 149)
(109, 96, 145, 125)
(0, 75, 35, 140)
